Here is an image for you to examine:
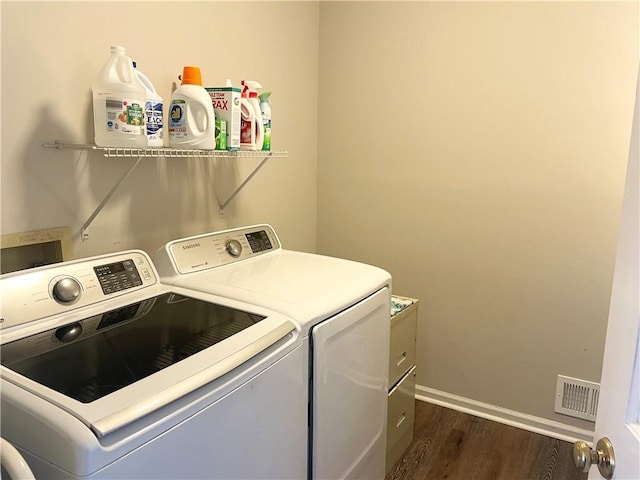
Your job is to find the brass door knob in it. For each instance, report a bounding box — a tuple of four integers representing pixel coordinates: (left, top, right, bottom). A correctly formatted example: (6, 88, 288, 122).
(573, 437, 615, 479)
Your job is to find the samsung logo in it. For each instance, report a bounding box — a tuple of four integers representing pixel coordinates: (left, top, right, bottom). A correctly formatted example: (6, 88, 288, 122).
(182, 242, 201, 250)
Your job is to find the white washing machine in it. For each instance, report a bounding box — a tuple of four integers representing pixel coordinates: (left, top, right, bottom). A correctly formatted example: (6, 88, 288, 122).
(0, 250, 307, 479)
(155, 224, 392, 480)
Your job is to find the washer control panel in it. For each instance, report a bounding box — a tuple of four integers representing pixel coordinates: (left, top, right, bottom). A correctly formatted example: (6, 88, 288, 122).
(94, 259, 143, 295)
(0, 250, 157, 331)
(164, 224, 281, 275)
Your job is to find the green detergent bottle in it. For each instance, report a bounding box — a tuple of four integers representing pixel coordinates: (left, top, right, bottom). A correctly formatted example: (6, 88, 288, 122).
(259, 91, 272, 151)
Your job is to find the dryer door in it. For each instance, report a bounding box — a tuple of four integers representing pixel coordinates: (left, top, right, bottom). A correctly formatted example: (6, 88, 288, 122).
(311, 287, 390, 480)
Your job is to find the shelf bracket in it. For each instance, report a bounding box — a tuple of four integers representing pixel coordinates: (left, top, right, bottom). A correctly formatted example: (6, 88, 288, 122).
(44, 142, 286, 223)
(81, 156, 143, 241)
(219, 153, 272, 216)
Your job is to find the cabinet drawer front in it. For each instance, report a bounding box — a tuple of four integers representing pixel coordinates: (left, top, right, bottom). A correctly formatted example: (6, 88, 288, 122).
(386, 366, 416, 472)
(389, 305, 417, 387)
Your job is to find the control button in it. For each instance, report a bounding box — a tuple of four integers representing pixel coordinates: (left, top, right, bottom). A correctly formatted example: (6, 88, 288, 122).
(226, 239, 242, 258)
(55, 322, 83, 343)
(52, 277, 82, 304)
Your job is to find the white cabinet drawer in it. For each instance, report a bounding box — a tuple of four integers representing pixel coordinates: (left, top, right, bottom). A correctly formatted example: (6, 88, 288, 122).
(385, 366, 416, 473)
(389, 299, 417, 388)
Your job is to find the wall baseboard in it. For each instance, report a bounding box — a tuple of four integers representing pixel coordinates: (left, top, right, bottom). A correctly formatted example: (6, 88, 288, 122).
(415, 384, 594, 444)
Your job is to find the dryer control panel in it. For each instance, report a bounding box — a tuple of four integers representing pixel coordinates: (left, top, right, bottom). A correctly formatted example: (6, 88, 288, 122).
(162, 224, 281, 275)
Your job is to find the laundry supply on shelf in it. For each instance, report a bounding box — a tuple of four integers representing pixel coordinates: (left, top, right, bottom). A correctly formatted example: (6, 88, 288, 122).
(240, 80, 264, 151)
(92, 45, 147, 148)
(206, 79, 241, 151)
(259, 91, 272, 151)
(169, 66, 216, 150)
(215, 120, 227, 150)
(133, 61, 164, 148)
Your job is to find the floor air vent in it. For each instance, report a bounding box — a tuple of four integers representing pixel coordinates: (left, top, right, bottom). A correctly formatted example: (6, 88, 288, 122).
(555, 375, 599, 422)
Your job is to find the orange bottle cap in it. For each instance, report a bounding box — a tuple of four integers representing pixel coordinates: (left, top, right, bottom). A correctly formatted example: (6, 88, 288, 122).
(181, 66, 203, 86)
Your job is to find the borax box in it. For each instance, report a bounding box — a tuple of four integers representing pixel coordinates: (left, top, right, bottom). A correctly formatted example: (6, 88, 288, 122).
(206, 86, 241, 150)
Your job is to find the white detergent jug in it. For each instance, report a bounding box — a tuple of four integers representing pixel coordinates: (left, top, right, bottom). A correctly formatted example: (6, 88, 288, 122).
(169, 66, 216, 150)
(92, 45, 147, 148)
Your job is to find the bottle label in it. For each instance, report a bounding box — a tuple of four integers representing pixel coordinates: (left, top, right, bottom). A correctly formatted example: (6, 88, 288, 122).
(146, 100, 163, 140)
(240, 117, 254, 146)
(209, 91, 229, 112)
(105, 98, 144, 135)
(169, 100, 187, 139)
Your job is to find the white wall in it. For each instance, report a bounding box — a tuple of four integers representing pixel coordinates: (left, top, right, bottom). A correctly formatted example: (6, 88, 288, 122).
(1, 1, 319, 258)
(3, 0, 639, 439)
(317, 1, 638, 433)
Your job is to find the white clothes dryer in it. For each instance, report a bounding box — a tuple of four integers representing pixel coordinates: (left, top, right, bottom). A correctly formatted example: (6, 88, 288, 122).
(0, 250, 307, 479)
(155, 224, 392, 480)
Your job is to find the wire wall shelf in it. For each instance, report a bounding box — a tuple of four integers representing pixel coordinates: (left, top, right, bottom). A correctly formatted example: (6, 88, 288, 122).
(42, 142, 287, 159)
(43, 141, 288, 239)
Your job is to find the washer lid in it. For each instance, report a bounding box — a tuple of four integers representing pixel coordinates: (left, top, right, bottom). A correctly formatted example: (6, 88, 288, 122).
(1, 289, 296, 438)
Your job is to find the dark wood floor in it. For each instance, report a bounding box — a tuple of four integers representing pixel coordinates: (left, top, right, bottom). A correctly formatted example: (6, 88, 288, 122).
(386, 401, 587, 480)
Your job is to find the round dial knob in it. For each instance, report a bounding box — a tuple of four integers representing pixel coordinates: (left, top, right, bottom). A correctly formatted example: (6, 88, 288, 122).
(55, 322, 83, 343)
(52, 277, 81, 304)
(225, 239, 243, 258)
